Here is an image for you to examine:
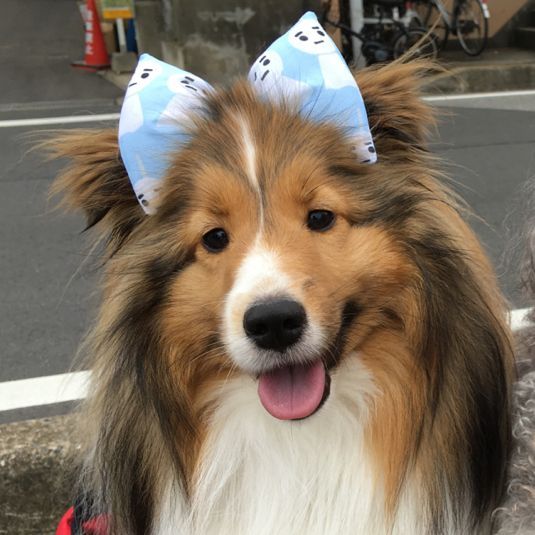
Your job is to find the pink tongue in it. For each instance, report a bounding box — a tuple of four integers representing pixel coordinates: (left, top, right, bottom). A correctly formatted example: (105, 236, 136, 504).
(258, 360, 326, 420)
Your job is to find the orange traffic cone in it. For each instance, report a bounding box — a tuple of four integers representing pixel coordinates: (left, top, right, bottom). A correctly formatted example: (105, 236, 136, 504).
(72, 0, 110, 71)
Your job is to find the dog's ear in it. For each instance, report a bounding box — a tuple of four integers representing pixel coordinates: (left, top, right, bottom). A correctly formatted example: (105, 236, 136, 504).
(357, 60, 439, 155)
(44, 128, 143, 248)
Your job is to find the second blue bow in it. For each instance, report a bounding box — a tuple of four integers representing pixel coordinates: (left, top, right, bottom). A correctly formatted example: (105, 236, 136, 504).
(118, 11, 376, 214)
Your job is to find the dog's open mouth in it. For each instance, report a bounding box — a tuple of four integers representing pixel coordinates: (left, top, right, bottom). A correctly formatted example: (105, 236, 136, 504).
(258, 360, 331, 420)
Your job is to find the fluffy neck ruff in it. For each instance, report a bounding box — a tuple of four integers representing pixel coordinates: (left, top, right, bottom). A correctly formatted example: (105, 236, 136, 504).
(153, 356, 438, 535)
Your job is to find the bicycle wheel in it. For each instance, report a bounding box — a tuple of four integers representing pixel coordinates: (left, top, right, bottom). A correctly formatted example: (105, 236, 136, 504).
(455, 0, 488, 56)
(422, 1, 450, 51)
(392, 28, 439, 61)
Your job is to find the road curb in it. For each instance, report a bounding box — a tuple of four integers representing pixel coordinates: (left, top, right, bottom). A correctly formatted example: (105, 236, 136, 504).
(99, 69, 130, 92)
(0, 415, 78, 535)
(99, 55, 535, 97)
(424, 62, 535, 95)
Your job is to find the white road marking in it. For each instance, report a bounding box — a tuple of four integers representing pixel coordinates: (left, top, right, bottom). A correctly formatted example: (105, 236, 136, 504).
(0, 98, 119, 113)
(0, 88, 530, 129)
(0, 89, 529, 127)
(0, 308, 531, 413)
(423, 89, 535, 102)
(0, 113, 119, 128)
(0, 371, 89, 412)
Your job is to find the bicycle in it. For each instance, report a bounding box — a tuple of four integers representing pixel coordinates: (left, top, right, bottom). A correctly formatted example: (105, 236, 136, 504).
(361, 1, 424, 30)
(321, 0, 438, 66)
(418, 0, 489, 56)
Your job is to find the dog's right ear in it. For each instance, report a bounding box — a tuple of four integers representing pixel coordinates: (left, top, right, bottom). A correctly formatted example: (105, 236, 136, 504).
(45, 128, 143, 247)
(356, 60, 440, 157)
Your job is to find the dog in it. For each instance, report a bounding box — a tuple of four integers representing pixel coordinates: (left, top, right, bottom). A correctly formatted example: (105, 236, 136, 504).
(47, 40, 514, 535)
(493, 187, 535, 535)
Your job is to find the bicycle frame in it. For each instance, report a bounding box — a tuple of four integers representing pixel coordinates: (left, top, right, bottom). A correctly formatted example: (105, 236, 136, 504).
(322, 1, 438, 65)
(323, 16, 366, 43)
(428, 0, 490, 32)
(324, 11, 412, 45)
(428, 0, 452, 29)
(363, 4, 420, 28)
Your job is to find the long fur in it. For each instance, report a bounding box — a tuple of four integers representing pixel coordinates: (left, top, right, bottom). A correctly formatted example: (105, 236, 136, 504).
(494, 350, 535, 535)
(45, 61, 514, 535)
(493, 189, 535, 534)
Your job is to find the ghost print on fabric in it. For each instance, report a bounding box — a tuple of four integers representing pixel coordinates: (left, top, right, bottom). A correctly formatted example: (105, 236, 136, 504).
(118, 12, 376, 214)
(118, 55, 213, 214)
(248, 50, 310, 103)
(248, 11, 376, 164)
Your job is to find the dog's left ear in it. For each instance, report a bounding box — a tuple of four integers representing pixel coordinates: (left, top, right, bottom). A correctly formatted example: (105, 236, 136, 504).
(357, 60, 439, 155)
(45, 128, 143, 246)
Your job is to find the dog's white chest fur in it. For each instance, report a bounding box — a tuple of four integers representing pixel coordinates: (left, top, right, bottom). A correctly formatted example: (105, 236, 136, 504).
(153, 357, 428, 535)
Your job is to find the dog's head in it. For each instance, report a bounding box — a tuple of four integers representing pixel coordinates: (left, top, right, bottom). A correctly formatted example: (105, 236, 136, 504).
(48, 61, 513, 533)
(50, 62, 434, 414)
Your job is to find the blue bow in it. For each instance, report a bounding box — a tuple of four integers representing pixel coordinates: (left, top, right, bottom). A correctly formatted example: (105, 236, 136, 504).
(118, 11, 376, 214)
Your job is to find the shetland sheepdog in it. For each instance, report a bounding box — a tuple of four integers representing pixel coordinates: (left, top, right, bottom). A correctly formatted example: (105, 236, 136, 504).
(49, 61, 513, 535)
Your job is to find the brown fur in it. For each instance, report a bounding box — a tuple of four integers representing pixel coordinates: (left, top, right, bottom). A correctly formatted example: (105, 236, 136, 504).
(44, 60, 514, 534)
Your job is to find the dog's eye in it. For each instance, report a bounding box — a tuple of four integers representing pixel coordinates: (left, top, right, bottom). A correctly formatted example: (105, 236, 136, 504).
(307, 210, 335, 232)
(202, 228, 229, 253)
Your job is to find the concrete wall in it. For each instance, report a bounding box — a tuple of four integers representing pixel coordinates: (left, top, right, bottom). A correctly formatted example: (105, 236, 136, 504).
(135, 0, 321, 83)
(0, 416, 77, 535)
(416, 0, 532, 39)
(488, 0, 530, 38)
(133, 0, 535, 80)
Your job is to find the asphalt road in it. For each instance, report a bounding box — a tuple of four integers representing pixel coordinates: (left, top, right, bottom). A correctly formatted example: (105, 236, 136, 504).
(1, 0, 534, 423)
(0, 0, 122, 423)
(0, 0, 121, 106)
(432, 94, 535, 305)
(1, 93, 534, 414)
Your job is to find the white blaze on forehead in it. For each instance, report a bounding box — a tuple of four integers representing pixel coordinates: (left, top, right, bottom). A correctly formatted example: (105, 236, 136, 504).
(229, 246, 291, 303)
(223, 244, 327, 374)
(237, 114, 265, 228)
(223, 245, 325, 374)
(223, 245, 293, 372)
(237, 115, 258, 194)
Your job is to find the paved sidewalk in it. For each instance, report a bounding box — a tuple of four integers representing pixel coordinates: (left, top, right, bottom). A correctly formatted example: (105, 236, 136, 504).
(0, 0, 121, 106)
(440, 47, 535, 67)
(426, 47, 535, 94)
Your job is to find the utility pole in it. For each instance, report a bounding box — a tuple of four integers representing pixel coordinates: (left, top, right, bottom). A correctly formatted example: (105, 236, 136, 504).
(348, 0, 365, 68)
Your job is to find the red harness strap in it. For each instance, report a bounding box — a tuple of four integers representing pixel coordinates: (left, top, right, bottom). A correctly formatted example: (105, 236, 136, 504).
(56, 507, 109, 535)
(56, 507, 74, 535)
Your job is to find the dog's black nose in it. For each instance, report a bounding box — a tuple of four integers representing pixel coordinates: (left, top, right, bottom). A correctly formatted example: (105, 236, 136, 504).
(243, 299, 307, 352)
